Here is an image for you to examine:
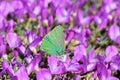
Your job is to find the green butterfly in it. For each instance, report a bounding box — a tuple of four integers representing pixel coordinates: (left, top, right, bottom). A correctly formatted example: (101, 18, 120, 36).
(41, 25, 65, 56)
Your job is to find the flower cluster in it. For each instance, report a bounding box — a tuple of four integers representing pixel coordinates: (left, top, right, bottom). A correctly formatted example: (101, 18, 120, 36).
(0, 0, 120, 80)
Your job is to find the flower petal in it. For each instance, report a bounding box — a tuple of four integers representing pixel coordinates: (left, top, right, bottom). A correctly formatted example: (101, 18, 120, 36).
(12, 66, 28, 80)
(108, 24, 120, 41)
(0, 35, 6, 58)
(2, 60, 14, 76)
(105, 45, 118, 62)
(74, 45, 87, 61)
(36, 68, 52, 80)
(48, 56, 66, 74)
(26, 55, 41, 75)
(6, 32, 22, 48)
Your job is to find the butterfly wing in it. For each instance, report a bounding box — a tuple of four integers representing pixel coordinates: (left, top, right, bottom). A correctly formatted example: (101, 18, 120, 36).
(41, 26, 65, 56)
(51, 26, 65, 51)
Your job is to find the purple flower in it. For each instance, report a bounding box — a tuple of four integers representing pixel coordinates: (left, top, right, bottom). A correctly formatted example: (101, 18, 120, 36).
(33, 5, 41, 16)
(88, 48, 95, 60)
(0, 1, 14, 16)
(105, 45, 118, 62)
(110, 55, 120, 71)
(74, 45, 87, 61)
(94, 16, 102, 25)
(94, 14, 108, 30)
(0, 35, 6, 58)
(11, 50, 18, 57)
(26, 55, 41, 75)
(26, 31, 42, 53)
(73, 45, 98, 73)
(104, 1, 117, 13)
(48, 56, 66, 74)
(17, 45, 26, 55)
(65, 31, 75, 44)
(6, 32, 22, 48)
(62, 54, 87, 74)
(41, 8, 49, 22)
(63, 55, 80, 73)
(6, 20, 16, 33)
(0, 69, 5, 77)
(11, 0, 23, 10)
(36, 68, 52, 80)
(115, 36, 120, 45)
(87, 63, 96, 72)
(61, 45, 88, 73)
(71, 26, 82, 34)
(56, 7, 70, 24)
(27, 31, 38, 44)
(11, 66, 28, 80)
(76, 10, 93, 25)
(96, 54, 105, 62)
(48, 15, 53, 27)
(24, 55, 32, 64)
(29, 37, 42, 53)
(96, 62, 119, 80)
(74, 75, 81, 80)
(75, 28, 90, 47)
(0, 14, 6, 32)
(38, 26, 50, 37)
(2, 60, 14, 77)
(108, 24, 120, 41)
(43, 0, 52, 8)
(97, 63, 108, 80)
(52, 0, 71, 8)
(67, 61, 86, 73)
(87, 49, 98, 72)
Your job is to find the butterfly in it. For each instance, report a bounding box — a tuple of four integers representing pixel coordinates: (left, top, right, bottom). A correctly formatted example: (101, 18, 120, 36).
(41, 25, 65, 56)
